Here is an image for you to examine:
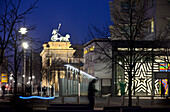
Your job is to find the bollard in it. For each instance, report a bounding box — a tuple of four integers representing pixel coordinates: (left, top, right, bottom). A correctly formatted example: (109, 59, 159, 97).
(62, 96, 64, 104)
(121, 96, 124, 105)
(107, 96, 110, 105)
(151, 96, 154, 105)
(166, 96, 168, 100)
(77, 96, 79, 104)
(136, 96, 139, 105)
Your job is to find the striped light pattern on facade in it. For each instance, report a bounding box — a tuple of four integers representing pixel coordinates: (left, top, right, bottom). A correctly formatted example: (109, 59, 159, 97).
(159, 79, 168, 95)
(124, 62, 159, 95)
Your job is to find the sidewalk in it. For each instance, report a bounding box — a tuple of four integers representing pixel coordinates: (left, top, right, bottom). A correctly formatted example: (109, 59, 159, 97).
(0, 94, 170, 110)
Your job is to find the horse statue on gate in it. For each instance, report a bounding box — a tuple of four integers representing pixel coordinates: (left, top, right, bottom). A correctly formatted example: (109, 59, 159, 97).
(51, 23, 70, 42)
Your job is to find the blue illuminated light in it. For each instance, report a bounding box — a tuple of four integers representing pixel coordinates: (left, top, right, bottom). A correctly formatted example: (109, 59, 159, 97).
(19, 96, 55, 100)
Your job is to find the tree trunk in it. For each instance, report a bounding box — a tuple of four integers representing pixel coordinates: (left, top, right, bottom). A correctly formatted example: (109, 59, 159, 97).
(111, 43, 115, 96)
(14, 73, 18, 97)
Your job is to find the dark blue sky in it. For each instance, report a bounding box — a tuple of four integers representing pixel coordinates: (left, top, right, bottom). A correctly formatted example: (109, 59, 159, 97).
(22, 0, 112, 44)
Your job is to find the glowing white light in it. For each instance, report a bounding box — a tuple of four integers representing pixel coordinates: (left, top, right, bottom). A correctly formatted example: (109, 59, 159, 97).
(23, 75, 25, 77)
(10, 77, 13, 80)
(22, 42, 29, 49)
(64, 64, 95, 79)
(32, 76, 35, 79)
(19, 27, 28, 34)
(119, 62, 122, 65)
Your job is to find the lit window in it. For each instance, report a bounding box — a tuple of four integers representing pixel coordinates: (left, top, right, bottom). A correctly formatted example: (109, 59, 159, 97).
(90, 46, 95, 51)
(151, 18, 154, 33)
(84, 50, 88, 54)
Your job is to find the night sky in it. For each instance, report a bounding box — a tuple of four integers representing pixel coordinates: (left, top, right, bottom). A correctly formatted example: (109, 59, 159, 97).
(21, 0, 112, 44)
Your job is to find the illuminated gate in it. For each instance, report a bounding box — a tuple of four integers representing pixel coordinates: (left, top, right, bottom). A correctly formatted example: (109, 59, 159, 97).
(62, 64, 95, 96)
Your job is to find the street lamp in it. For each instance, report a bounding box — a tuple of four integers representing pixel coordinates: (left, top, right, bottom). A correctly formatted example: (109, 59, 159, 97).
(19, 28, 28, 34)
(10, 74, 13, 94)
(32, 76, 35, 94)
(19, 27, 28, 96)
(22, 42, 29, 96)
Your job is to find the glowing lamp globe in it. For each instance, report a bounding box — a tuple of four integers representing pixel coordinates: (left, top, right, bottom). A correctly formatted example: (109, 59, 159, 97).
(19, 27, 28, 34)
(22, 42, 29, 49)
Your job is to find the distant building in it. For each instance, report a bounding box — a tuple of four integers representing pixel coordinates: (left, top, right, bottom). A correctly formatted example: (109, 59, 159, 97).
(84, 39, 112, 95)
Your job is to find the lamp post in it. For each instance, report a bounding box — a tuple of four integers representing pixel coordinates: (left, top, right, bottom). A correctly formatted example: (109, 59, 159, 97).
(10, 74, 13, 94)
(22, 42, 29, 95)
(46, 43, 50, 96)
(19, 27, 28, 96)
(32, 76, 35, 94)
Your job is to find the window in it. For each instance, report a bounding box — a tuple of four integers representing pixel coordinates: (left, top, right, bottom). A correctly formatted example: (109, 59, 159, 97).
(121, 2, 135, 12)
(121, 2, 129, 12)
(151, 19, 154, 32)
(151, 0, 154, 7)
(149, 18, 154, 33)
(120, 25, 130, 36)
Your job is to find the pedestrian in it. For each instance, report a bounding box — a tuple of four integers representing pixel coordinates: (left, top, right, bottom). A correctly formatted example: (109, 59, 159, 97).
(37, 85, 41, 96)
(10, 86, 12, 94)
(161, 84, 165, 97)
(43, 86, 46, 96)
(88, 78, 98, 110)
(1, 85, 6, 97)
(51, 85, 54, 97)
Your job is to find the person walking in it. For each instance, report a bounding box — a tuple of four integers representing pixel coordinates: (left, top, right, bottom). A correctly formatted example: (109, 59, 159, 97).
(88, 78, 98, 110)
(43, 86, 46, 96)
(161, 84, 165, 97)
(37, 85, 40, 96)
(1, 85, 6, 97)
(51, 85, 54, 97)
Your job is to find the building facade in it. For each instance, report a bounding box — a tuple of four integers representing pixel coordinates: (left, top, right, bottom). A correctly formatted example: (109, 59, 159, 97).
(40, 25, 94, 96)
(83, 0, 170, 96)
(84, 39, 112, 95)
(109, 0, 170, 40)
(84, 38, 170, 96)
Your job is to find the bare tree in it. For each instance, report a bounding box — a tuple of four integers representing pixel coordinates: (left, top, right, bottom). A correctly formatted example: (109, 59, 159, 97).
(0, 0, 38, 80)
(88, 0, 153, 107)
(5, 24, 42, 96)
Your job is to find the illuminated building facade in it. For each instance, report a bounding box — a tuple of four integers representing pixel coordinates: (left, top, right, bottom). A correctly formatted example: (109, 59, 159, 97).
(40, 24, 94, 96)
(96, 0, 170, 96)
(84, 38, 170, 96)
